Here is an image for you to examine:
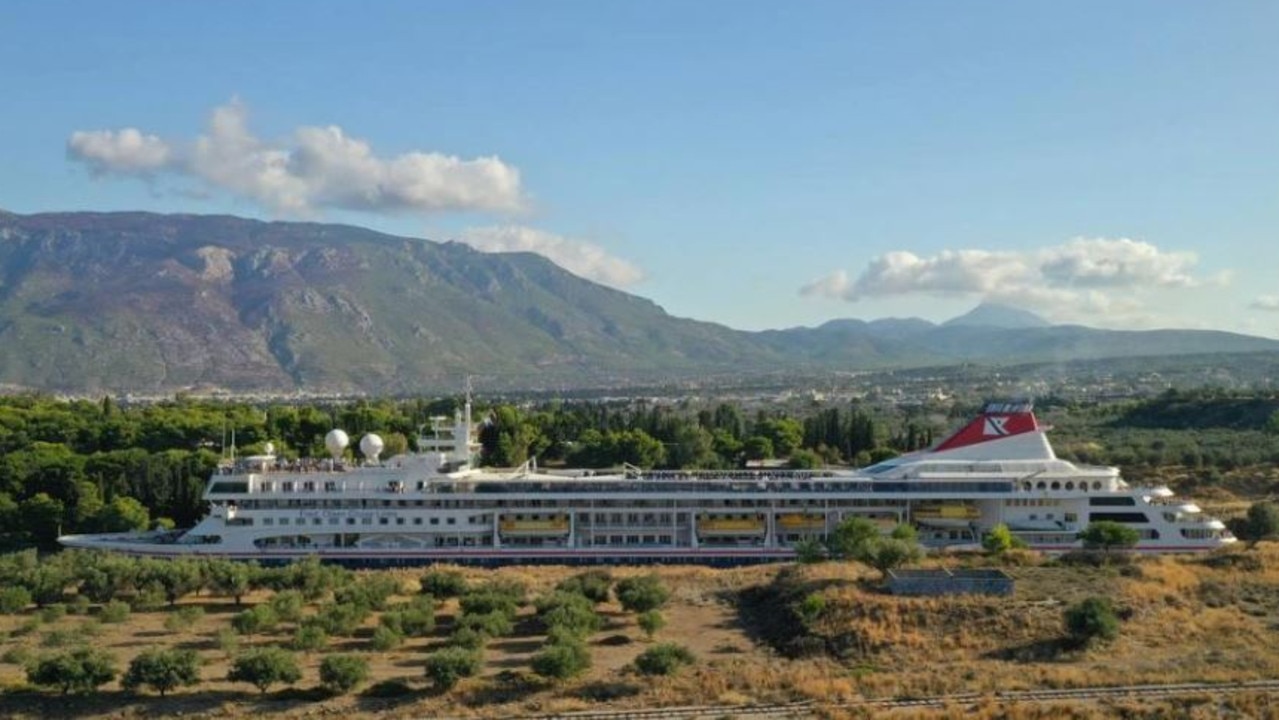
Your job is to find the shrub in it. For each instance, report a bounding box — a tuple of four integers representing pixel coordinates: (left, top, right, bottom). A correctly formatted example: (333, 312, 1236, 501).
(122, 648, 200, 697)
(424, 646, 481, 690)
(381, 602, 436, 637)
(370, 624, 404, 651)
(459, 590, 519, 619)
(227, 647, 302, 693)
(319, 654, 369, 695)
(615, 575, 669, 614)
(1064, 596, 1120, 646)
(531, 639, 591, 681)
(637, 609, 665, 640)
(555, 570, 613, 604)
(164, 605, 205, 633)
(68, 594, 92, 616)
(419, 569, 467, 598)
(446, 625, 488, 650)
(216, 628, 239, 659)
(982, 523, 1027, 554)
(306, 601, 369, 637)
(39, 603, 67, 624)
(131, 582, 167, 612)
(93, 597, 128, 623)
(459, 610, 515, 638)
(634, 642, 695, 676)
(27, 647, 118, 695)
(2, 645, 33, 666)
(268, 589, 306, 623)
(793, 593, 826, 626)
(0, 586, 32, 615)
(290, 624, 328, 653)
(231, 604, 278, 636)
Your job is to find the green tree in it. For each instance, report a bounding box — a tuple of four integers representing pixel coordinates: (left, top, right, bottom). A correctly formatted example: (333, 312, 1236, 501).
(742, 436, 774, 462)
(424, 647, 481, 691)
(231, 604, 279, 636)
(318, 654, 369, 695)
(982, 523, 1026, 554)
(90, 495, 150, 533)
(369, 624, 404, 651)
(633, 643, 695, 676)
(289, 624, 328, 653)
(1079, 521, 1141, 553)
(1064, 596, 1120, 646)
(121, 648, 200, 697)
(615, 575, 669, 614)
(207, 560, 254, 605)
(27, 647, 118, 695)
(227, 647, 302, 694)
(1228, 501, 1279, 549)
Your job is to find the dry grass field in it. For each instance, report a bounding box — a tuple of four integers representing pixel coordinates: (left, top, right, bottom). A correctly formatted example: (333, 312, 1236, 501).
(4, 547, 1279, 719)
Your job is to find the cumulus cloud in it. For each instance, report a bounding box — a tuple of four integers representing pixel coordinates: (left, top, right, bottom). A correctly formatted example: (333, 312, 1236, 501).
(458, 225, 645, 288)
(67, 99, 526, 216)
(802, 237, 1215, 304)
(1250, 295, 1279, 311)
(67, 128, 173, 176)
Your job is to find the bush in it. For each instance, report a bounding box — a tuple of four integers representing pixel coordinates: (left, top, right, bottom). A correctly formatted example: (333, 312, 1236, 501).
(319, 654, 369, 695)
(306, 601, 370, 637)
(982, 523, 1027, 554)
(637, 609, 665, 640)
(163, 605, 204, 633)
(556, 570, 613, 604)
(69, 594, 92, 616)
(231, 604, 278, 636)
(27, 647, 118, 695)
(459, 589, 519, 619)
(615, 575, 669, 614)
(99, 599, 131, 624)
(290, 624, 328, 653)
(1064, 596, 1120, 646)
(39, 603, 67, 624)
(370, 624, 404, 651)
(424, 646, 481, 690)
(216, 628, 239, 659)
(531, 639, 591, 681)
(268, 589, 306, 623)
(131, 582, 167, 612)
(380, 601, 436, 637)
(458, 610, 514, 638)
(419, 569, 468, 598)
(227, 647, 302, 693)
(122, 648, 200, 696)
(0, 586, 32, 615)
(633, 642, 695, 676)
(446, 625, 488, 650)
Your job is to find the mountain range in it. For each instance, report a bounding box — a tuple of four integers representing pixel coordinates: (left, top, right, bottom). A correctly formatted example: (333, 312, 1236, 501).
(0, 210, 1274, 395)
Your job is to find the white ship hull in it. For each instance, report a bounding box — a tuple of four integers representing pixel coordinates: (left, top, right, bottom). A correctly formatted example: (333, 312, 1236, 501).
(59, 401, 1236, 564)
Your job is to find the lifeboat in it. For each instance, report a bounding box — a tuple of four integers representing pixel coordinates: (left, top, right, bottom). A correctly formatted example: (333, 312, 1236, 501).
(499, 515, 570, 536)
(913, 504, 980, 527)
(697, 514, 766, 536)
(777, 513, 826, 531)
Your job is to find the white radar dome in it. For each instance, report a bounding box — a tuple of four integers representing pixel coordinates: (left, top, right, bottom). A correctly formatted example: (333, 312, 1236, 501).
(263, 441, 276, 456)
(324, 429, 350, 459)
(359, 433, 385, 462)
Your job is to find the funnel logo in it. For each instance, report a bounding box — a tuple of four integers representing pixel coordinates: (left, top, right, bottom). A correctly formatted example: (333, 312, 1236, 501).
(983, 417, 1010, 436)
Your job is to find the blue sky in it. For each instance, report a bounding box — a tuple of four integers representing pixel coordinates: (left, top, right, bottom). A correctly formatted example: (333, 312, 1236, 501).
(2, 1, 1277, 333)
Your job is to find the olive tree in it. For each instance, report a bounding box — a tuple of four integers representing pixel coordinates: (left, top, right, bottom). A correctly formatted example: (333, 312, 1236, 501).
(122, 648, 200, 697)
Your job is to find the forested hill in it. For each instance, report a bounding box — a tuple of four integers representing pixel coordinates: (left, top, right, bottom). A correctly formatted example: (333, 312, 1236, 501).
(1, 211, 1276, 395)
(1112, 390, 1279, 431)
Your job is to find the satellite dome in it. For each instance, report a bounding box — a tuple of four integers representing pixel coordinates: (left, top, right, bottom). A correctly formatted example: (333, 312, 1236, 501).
(359, 433, 385, 462)
(263, 441, 276, 456)
(324, 429, 350, 459)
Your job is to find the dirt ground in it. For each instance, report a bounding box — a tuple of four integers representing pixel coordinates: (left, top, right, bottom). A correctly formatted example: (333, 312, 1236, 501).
(4, 551, 1279, 720)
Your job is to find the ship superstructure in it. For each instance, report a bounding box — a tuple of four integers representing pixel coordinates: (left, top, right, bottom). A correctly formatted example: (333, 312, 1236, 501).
(59, 401, 1234, 564)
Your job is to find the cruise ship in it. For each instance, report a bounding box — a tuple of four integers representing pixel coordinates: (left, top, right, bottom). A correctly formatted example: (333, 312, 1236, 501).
(58, 401, 1235, 564)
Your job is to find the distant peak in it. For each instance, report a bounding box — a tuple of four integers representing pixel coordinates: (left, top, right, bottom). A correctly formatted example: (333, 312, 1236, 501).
(942, 302, 1050, 329)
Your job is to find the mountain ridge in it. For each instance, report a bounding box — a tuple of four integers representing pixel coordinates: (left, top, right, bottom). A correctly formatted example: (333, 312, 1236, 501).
(0, 210, 1273, 394)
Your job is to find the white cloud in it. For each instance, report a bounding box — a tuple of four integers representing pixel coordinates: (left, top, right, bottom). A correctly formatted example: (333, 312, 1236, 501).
(458, 225, 645, 288)
(1250, 295, 1279, 311)
(67, 99, 526, 216)
(66, 128, 172, 176)
(801, 237, 1226, 326)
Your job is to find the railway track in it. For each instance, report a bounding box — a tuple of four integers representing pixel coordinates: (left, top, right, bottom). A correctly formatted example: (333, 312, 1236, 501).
(483, 679, 1279, 720)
